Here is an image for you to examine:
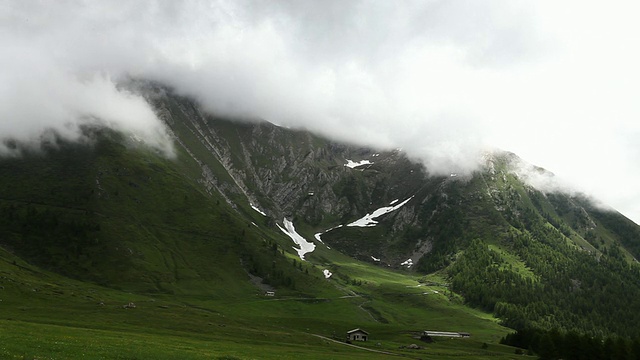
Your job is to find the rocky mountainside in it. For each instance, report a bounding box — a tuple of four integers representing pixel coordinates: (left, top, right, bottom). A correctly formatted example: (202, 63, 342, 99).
(146, 85, 640, 267)
(2, 83, 640, 339)
(144, 86, 640, 336)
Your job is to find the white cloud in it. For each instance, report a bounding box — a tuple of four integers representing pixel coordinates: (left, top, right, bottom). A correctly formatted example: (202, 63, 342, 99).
(2, 0, 640, 223)
(0, 1, 174, 155)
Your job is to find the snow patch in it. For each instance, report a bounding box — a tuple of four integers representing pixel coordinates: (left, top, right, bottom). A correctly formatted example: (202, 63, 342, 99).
(400, 258, 413, 268)
(389, 199, 399, 205)
(323, 269, 333, 279)
(277, 219, 316, 261)
(371, 256, 381, 262)
(130, 134, 143, 143)
(250, 204, 267, 216)
(347, 196, 414, 227)
(313, 225, 343, 248)
(344, 159, 373, 168)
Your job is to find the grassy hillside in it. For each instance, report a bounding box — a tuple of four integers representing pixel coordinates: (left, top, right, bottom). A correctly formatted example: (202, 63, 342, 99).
(0, 127, 522, 359)
(0, 239, 522, 359)
(0, 129, 267, 295)
(2, 87, 640, 358)
(418, 155, 640, 337)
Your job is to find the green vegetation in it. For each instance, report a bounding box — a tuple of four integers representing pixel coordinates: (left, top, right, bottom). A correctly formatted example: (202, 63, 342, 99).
(2, 90, 640, 359)
(0, 214, 515, 359)
(501, 328, 640, 360)
(0, 128, 515, 359)
(450, 236, 640, 336)
(438, 168, 640, 337)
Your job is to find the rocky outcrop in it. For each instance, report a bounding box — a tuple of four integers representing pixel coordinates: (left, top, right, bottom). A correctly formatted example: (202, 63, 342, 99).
(146, 88, 436, 265)
(146, 86, 599, 270)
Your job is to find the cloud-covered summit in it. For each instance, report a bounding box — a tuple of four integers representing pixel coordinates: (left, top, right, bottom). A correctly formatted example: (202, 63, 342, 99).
(2, 1, 640, 223)
(0, 1, 541, 166)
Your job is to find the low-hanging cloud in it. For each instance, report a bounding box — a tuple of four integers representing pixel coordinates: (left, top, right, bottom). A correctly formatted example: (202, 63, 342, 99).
(0, 2, 174, 155)
(0, 66, 174, 155)
(1, 0, 541, 167)
(2, 1, 640, 223)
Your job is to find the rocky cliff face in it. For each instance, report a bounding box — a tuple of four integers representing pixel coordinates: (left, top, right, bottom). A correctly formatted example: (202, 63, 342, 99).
(3, 82, 640, 339)
(138, 84, 640, 273)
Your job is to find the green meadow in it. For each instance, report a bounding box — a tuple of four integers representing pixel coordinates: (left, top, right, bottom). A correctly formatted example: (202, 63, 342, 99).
(0, 242, 525, 359)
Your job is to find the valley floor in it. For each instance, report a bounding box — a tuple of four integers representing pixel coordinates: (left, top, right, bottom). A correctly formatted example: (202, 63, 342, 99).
(0, 248, 525, 359)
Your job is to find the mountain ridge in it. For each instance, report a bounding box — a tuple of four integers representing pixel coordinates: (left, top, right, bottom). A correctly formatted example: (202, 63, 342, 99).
(1, 83, 640, 358)
(142, 85, 640, 335)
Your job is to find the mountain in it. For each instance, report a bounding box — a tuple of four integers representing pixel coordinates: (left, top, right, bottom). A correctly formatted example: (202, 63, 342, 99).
(148, 85, 640, 336)
(1, 82, 640, 358)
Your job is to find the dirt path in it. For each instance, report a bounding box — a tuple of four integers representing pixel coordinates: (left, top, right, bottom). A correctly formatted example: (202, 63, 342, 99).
(358, 300, 380, 322)
(310, 334, 416, 358)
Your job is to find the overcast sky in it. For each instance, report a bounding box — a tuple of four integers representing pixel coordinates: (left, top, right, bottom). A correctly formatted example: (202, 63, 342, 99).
(2, 1, 640, 223)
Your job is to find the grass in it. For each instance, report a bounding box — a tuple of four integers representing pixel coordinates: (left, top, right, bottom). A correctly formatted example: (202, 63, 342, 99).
(0, 119, 525, 358)
(0, 232, 522, 359)
(487, 244, 538, 281)
(0, 319, 528, 360)
(0, 320, 374, 360)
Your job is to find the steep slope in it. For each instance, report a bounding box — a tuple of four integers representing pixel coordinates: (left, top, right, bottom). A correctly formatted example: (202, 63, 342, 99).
(2, 83, 640, 352)
(146, 86, 639, 260)
(140, 86, 640, 338)
(0, 127, 331, 298)
(145, 86, 640, 338)
(0, 124, 517, 359)
(432, 153, 640, 336)
(144, 84, 446, 266)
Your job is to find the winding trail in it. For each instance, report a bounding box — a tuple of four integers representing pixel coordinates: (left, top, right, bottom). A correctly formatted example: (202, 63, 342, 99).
(358, 300, 380, 323)
(310, 334, 415, 358)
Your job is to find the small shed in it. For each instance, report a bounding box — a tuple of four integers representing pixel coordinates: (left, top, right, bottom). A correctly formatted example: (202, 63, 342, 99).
(264, 291, 275, 297)
(423, 330, 470, 338)
(347, 328, 369, 342)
